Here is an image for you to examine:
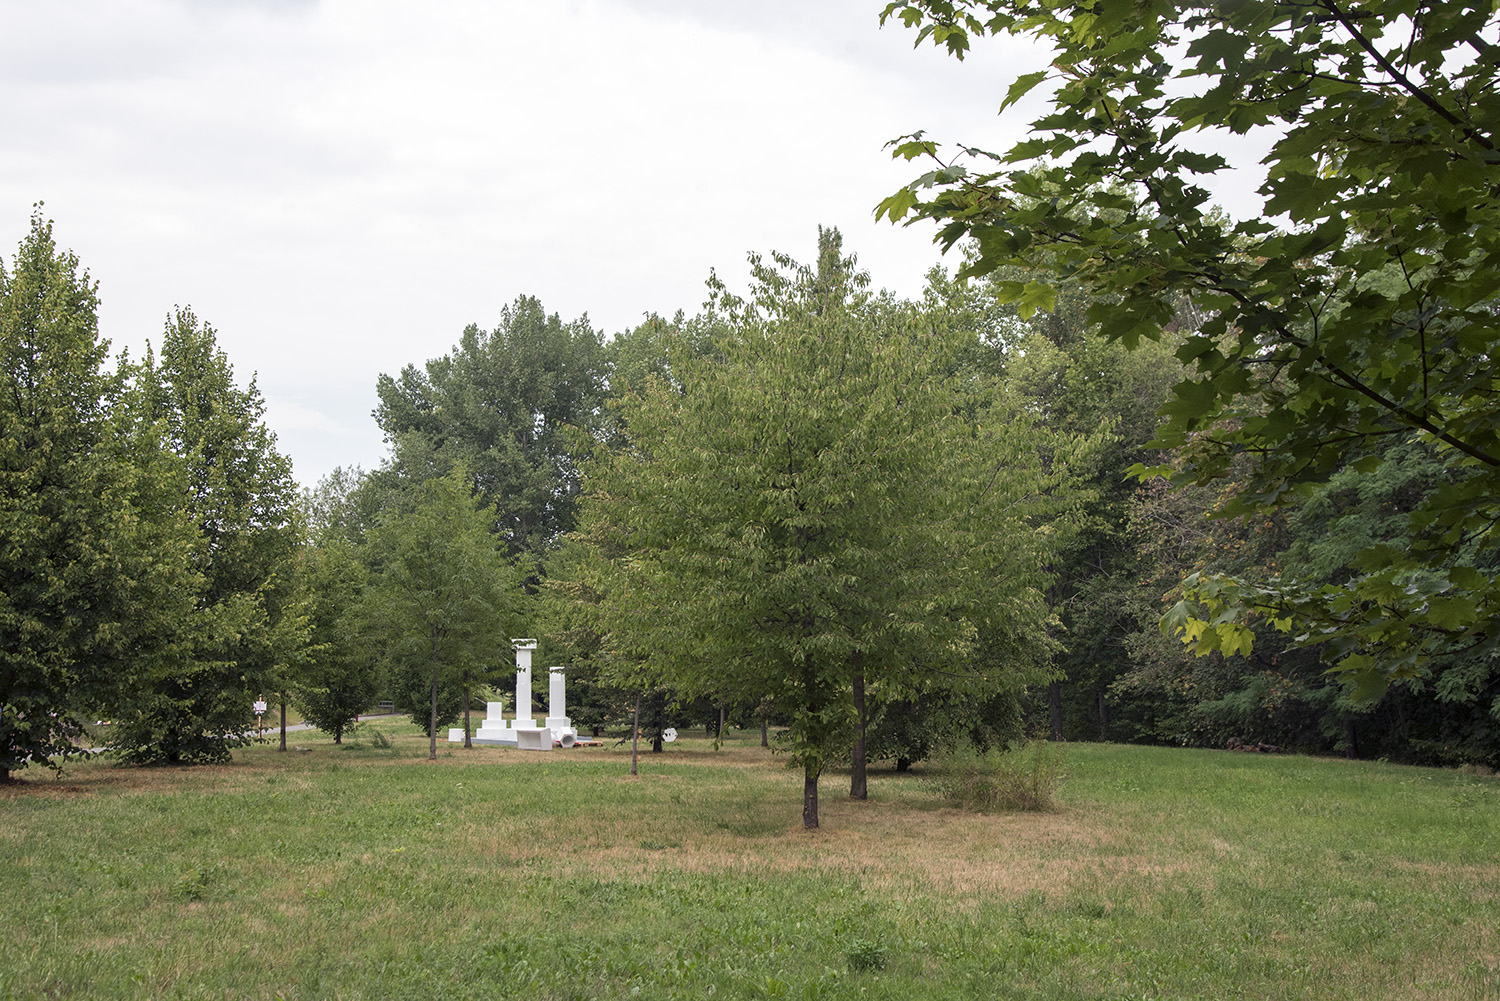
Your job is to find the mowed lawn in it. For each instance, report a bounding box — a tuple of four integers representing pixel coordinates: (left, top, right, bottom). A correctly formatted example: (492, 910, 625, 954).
(4, 720, 1497, 1001)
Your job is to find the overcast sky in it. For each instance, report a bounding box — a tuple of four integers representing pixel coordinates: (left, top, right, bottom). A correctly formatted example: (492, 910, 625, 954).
(1, 0, 1258, 488)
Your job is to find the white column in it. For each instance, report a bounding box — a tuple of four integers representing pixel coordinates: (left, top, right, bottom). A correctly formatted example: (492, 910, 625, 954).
(512, 639, 537, 728)
(546, 666, 571, 732)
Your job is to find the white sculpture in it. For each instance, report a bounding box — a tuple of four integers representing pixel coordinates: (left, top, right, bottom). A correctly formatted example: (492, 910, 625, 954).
(513, 640, 537, 729)
(452, 639, 577, 749)
(546, 667, 571, 736)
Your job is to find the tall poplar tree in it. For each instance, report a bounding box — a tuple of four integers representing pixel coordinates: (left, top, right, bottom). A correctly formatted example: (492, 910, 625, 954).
(108, 308, 304, 764)
(373, 296, 608, 556)
(0, 213, 199, 779)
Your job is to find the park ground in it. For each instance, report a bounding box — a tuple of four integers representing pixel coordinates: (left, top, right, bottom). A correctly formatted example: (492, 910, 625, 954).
(4, 718, 1498, 1000)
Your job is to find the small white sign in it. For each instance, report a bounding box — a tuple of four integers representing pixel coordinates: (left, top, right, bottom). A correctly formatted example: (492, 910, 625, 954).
(662, 728, 677, 743)
(253, 700, 268, 715)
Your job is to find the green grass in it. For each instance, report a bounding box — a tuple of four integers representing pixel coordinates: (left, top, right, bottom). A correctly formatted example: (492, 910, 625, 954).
(4, 721, 1498, 1000)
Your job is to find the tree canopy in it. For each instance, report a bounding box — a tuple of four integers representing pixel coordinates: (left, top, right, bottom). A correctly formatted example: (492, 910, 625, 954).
(577, 229, 1089, 826)
(103, 309, 304, 764)
(0, 213, 201, 779)
(879, 1, 1500, 697)
(361, 469, 527, 759)
(373, 297, 608, 556)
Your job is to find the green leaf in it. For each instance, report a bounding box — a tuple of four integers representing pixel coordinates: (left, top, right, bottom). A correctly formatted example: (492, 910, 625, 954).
(1000, 70, 1049, 112)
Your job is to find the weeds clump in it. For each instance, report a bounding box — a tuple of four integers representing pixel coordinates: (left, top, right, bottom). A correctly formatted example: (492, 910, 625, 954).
(169, 865, 219, 902)
(932, 739, 1068, 812)
(845, 938, 887, 973)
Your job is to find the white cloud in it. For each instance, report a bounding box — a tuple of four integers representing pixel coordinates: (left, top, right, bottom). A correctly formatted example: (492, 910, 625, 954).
(0, 0, 1114, 487)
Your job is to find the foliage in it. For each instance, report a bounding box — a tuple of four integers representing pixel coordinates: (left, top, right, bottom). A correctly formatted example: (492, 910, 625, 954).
(845, 938, 888, 973)
(931, 738, 1069, 812)
(373, 296, 609, 556)
(359, 469, 526, 758)
(293, 535, 378, 745)
(108, 309, 303, 765)
(1110, 438, 1500, 764)
(578, 229, 1088, 826)
(0, 213, 199, 779)
(864, 676, 1023, 770)
(879, 1, 1500, 696)
(983, 265, 1185, 739)
(302, 464, 384, 546)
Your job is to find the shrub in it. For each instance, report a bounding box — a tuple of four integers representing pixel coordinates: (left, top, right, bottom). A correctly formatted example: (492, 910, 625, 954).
(932, 739, 1068, 812)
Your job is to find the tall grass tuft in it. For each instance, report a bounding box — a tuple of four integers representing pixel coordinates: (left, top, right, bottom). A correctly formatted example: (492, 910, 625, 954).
(932, 739, 1068, 811)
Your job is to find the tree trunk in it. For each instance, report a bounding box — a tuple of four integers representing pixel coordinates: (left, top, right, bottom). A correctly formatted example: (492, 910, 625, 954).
(1049, 680, 1064, 742)
(850, 667, 867, 800)
(803, 759, 820, 829)
(279, 698, 287, 752)
(1097, 689, 1110, 741)
(463, 677, 472, 750)
(428, 665, 439, 761)
(630, 692, 641, 776)
(717, 704, 725, 743)
(761, 717, 768, 748)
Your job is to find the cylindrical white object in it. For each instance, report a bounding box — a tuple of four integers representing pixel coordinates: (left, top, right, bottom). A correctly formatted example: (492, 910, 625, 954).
(514, 645, 534, 726)
(548, 666, 565, 719)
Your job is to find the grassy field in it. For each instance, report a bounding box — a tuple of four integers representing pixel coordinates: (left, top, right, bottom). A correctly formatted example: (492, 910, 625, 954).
(4, 719, 1497, 1001)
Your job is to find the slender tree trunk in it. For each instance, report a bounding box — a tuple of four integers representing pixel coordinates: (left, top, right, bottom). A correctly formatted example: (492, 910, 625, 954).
(1049, 681, 1064, 742)
(1097, 689, 1110, 741)
(279, 697, 287, 752)
(463, 675, 472, 750)
(651, 692, 663, 752)
(850, 666, 867, 800)
(717, 704, 725, 744)
(761, 717, 768, 748)
(428, 665, 439, 761)
(630, 692, 641, 776)
(803, 759, 820, 829)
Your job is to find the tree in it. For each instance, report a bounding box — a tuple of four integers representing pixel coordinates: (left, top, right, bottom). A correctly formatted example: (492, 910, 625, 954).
(293, 469, 381, 744)
(294, 534, 378, 746)
(360, 469, 526, 759)
(0, 213, 199, 780)
(879, 1, 1500, 697)
(108, 308, 303, 764)
(373, 297, 608, 556)
(578, 229, 1085, 827)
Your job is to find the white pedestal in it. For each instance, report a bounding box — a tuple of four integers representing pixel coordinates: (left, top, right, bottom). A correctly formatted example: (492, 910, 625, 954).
(462, 701, 520, 745)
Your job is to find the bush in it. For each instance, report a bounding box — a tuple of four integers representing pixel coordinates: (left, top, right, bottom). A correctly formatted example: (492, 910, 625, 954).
(932, 739, 1068, 812)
